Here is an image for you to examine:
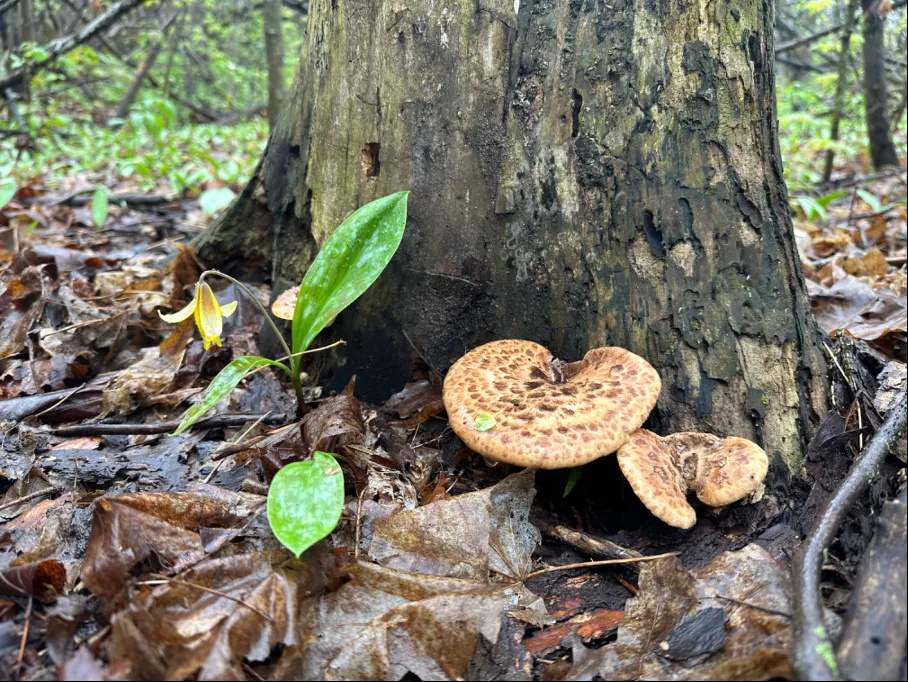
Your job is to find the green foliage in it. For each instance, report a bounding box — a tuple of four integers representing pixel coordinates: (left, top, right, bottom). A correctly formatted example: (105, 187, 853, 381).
(855, 188, 882, 212)
(171, 355, 290, 435)
(198, 187, 237, 216)
(775, 3, 908, 189)
(291, 192, 410, 355)
(791, 190, 846, 222)
(165, 193, 409, 553)
(0, 180, 16, 209)
(267, 452, 345, 557)
(563, 466, 583, 498)
(91, 187, 109, 228)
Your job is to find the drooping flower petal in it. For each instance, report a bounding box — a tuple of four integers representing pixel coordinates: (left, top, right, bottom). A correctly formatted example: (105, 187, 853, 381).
(158, 296, 197, 324)
(219, 300, 238, 318)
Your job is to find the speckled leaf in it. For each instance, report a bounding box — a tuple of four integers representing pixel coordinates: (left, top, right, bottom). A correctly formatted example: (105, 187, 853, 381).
(267, 452, 345, 557)
(474, 412, 496, 431)
(171, 356, 289, 435)
(291, 192, 408, 353)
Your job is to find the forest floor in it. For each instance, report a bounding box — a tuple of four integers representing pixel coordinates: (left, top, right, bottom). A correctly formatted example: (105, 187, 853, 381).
(0, 165, 906, 681)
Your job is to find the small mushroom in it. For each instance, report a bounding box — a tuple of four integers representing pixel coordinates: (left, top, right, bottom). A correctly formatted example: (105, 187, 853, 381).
(616, 429, 769, 529)
(442, 339, 661, 468)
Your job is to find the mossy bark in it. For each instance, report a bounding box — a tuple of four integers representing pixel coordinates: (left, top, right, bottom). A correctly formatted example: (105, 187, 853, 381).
(196, 0, 828, 468)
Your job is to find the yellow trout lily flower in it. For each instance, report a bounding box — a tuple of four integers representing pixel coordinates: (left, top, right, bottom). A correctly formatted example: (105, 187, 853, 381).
(159, 282, 237, 350)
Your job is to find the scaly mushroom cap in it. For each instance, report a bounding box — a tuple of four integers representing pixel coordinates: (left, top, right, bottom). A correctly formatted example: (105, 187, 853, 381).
(442, 340, 661, 469)
(617, 429, 769, 529)
(615, 428, 696, 529)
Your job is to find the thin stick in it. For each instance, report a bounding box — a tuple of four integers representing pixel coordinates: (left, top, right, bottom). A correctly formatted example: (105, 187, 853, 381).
(138, 578, 275, 624)
(0, 487, 58, 512)
(50, 412, 288, 437)
(792, 392, 908, 681)
(244, 339, 346, 379)
(714, 594, 791, 619)
(205, 412, 273, 483)
(523, 552, 676, 580)
(14, 595, 32, 681)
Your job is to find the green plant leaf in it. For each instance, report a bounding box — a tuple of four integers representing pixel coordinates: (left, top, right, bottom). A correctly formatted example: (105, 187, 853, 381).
(563, 465, 584, 498)
(198, 186, 236, 216)
(292, 191, 409, 354)
(0, 179, 17, 209)
(474, 412, 496, 431)
(267, 452, 345, 557)
(91, 187, 108, 228)
(856, 189, 882, 213)
(171, 355, 290, 435)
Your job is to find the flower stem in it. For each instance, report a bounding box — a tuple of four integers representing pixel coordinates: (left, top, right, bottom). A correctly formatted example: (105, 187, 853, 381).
(200, 270, 305, 409)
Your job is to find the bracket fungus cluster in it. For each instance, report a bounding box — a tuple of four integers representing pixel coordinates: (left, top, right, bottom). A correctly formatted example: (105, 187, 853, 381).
(442, 340, 769, 529)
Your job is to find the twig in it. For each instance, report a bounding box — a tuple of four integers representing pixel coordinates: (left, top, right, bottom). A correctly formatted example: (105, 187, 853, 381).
(0, 486, 58, 512)
(537, 519, 642, 561)
(50, 412, 289, 437)
(14, 596, 32, 681)
(205, 412, 273, 483)
(714, 594, 792, 619)
(523, 553, 676, 580)
(792, 392, 908, 681)
(138, 577, 275, 623)
(209, 422, 297, 461)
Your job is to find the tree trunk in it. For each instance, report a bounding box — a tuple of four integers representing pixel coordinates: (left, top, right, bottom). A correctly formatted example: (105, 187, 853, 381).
(263, 0, 285, 128)
(822, 0, 860, 183)
(196, 0, 828, 468)
(862, 0, 900, 168)
(114, 38, 164, 120)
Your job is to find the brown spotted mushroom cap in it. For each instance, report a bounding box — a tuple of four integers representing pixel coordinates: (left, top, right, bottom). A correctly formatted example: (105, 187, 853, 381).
(442, 340, 661, 469)
(617, 429, 769, 529)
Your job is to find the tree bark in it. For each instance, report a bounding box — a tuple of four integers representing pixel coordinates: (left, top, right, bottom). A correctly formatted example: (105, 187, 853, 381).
(114, 38, 164, 120)
(862, 0, 900, 168)
(197, 0, 828, 468)
(263, 0, 285, 128)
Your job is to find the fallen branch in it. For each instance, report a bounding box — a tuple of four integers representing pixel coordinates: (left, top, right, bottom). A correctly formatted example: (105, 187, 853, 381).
(24, 190, 176, 208)
(0, 0, 149, 92)
(792, 391, 908, 681)
(536, 519, 642, 561)
(50, 412, 290, 436)
(837, 489, 907, 680)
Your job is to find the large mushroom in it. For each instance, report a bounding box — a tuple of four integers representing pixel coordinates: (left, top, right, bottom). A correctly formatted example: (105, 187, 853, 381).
(616, 429, 769, 529)
(443, 339, 770, 530)
(442, 340, 662, 468)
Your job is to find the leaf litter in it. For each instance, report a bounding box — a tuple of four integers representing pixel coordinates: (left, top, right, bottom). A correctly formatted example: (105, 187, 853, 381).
(0, 172, 905, 681)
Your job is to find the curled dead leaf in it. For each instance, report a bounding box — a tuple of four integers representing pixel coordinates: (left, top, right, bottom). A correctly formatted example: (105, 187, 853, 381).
(272, 285, 299, 320)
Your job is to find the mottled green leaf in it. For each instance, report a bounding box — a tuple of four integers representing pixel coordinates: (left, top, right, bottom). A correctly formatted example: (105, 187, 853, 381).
(171, 355, 289, 435)
(292, 192, 408, 354)
(267, 452, 345, 557)
(474, 412, 496, 432)
(91, 187, 108, 228)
